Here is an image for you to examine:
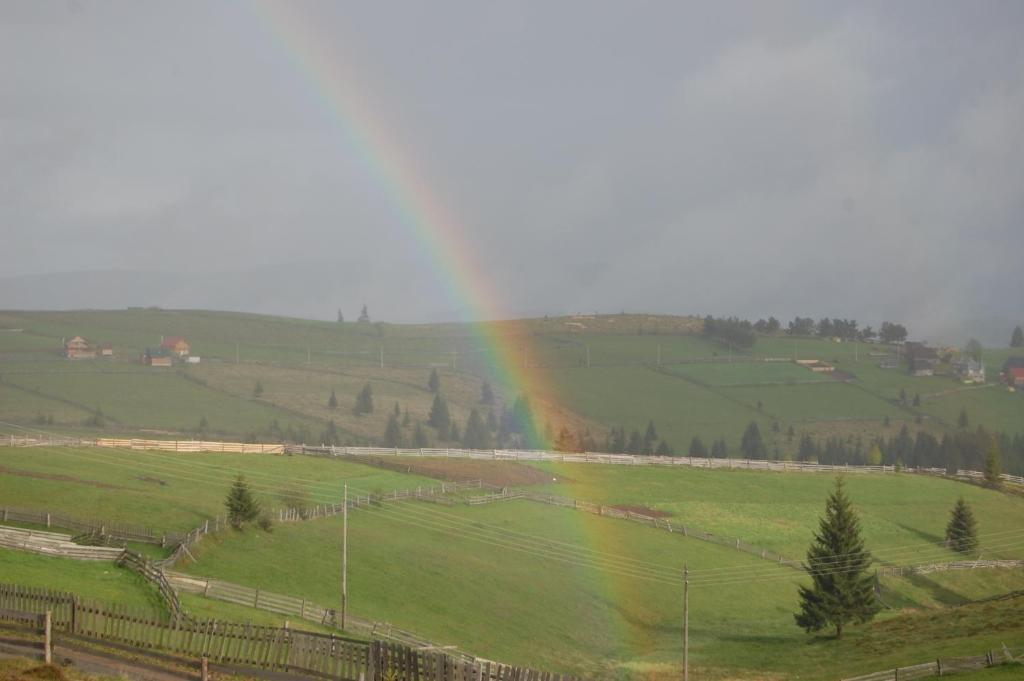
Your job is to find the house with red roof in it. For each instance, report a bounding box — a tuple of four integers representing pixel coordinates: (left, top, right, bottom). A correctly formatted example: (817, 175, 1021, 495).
(160, 336, 190, 357)
(1003, 357, 1024, 388)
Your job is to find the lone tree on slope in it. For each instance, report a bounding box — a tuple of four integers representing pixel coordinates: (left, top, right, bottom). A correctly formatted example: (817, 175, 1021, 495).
(795, 478, 879, 638)
(944, 497, 979, 554)
(327, 388, 338, 410)
(427, 368, 441, 393)
(226, 475, 260, 530)
(1011, 325, 1024, 348)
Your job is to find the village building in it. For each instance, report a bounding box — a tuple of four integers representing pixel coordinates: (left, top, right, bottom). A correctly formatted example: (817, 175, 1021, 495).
(953, 359, 985, 383)
(63, 336, 97, 360)
(1004, 357, 1024, 388)
(905, 342, 940, 376)
(795, 359, 834, 373)
(142, 347, 173, 367)
(160, 336, 190, 357)
(98, 343, 114, 357)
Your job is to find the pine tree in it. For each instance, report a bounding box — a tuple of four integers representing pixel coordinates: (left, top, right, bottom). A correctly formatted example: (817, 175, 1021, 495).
(198, 415, 209, 433)
(1011, 325, 1024, 348)
(428, 394, 451, 437)
(327, 389, 338, 410)
(253, 380, 264, 398)
(463, 408, 490, 449)
(394, 402, 401, 418)
(402, 408, 411, 428)
(958, 408, 969, 430)
(984, 436, 1002, 488)
(866, 443, 882, 466)
(481, 380, 495, 405)
(795, 478, 879, 638)
(353, 383, 374, 415)
(383, 413, 403, 448)
(449, 420, 460, 442)
(427, 369, 440, 393)
(337, 309, 344, 323)
(225, 475, 260, 530)
(626, 429, 644, 454)
(741, 421, 766, 458)
(912, 393, 920, 407)
(655, 440, 673, 456)
(941, 435, 960, 475)
(412, 422, 429, 448)
(944, 497, 979, 553)
(689, 436, 708, 458)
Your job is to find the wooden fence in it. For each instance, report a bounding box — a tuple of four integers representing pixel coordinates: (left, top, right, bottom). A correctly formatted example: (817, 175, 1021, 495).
(0, 505, 165, 545)
(118, 549, 184, 618)
(7, 435, 1023, 486)
(841, 646, 1020, 681)
(0, 582, 584, 681)
(878, 559, 1024, 578)
(0, 526, 125, 561)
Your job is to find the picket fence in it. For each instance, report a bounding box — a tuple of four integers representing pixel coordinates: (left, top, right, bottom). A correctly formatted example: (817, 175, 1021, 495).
(878, 559, 1024, 578)
(0, 582, 583, 681)
(841, 646, 1020, 681)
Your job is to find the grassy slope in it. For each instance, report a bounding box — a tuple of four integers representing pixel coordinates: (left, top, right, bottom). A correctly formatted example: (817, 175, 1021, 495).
(0, 446, 436, 532)
(530, 463, 1024, 560)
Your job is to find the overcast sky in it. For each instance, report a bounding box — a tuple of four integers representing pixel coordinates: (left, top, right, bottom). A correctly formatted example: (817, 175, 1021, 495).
(2, 1, 1022, 340)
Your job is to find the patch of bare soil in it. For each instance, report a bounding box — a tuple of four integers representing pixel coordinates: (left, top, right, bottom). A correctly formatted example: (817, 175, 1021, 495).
(357, 456, 559, 487)
(0, 466, 125, 490)
(610, 504, 671, 518)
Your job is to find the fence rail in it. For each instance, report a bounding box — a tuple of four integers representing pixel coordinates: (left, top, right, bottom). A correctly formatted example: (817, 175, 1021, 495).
(0, 582, 584, 681)
(840, 646, 1020, 681)
(878, 559, 1024, 577)
(0, 526, 125, 561)
(6, 435, 1023, 486)
(0, 505, 163, 544)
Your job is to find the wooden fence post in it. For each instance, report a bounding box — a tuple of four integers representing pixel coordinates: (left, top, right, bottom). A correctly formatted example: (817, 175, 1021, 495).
(201, 656, 209, 681)
(44, 610, 52, 664)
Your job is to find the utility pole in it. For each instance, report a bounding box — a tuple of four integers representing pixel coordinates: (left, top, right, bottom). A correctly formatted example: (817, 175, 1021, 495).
(341, 483, 348, 630)
(586, 345, 591, 368)
(683, 565, 689, 681)
(379, 345, 384, 369)
(523, 345, 528, 369)
(235, 343, 239, 364)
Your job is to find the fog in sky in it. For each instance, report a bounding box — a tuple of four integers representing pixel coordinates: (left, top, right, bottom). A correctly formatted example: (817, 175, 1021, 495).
(2, 1, 1023, 342)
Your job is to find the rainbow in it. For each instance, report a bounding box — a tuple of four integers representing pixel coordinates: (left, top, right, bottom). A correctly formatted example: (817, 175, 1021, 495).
(247, 3, 656, 660)
(248, 1, 556, 447)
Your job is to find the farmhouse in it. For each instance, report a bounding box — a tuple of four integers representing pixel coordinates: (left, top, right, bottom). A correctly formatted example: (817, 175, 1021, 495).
(905, 342, 939, 376)
(1004, 357, 1024, 387)
(954, 359, 985, 383)
(160, 336, 190, 357)
(98, 343, 114, 357)
(63, 336, 97, 360)
(142, 347, 173, 367)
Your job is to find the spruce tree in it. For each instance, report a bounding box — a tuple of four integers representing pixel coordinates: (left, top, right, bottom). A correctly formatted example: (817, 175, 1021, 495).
(412, 422, 429, 448)
(795, 478, 879, 638)
(945, 497, 979, 553)
(689, 436, 708, 458)
(481, 380, 495, 405)
(428, 368, 441, 393)
(958, 408, 969, 429)
(984, 436, 1002, 488)
(383, 413, 403, 448)
(225, 475, 260, 530)
(1011, 325, 1024, 348)
(353, 383, 374, 415)
(428, 394, 451, 436)
(327, 388, 338, 410)
(253, 380, 263, 398)
(463, 408, 490, 449)
(741, 421, 766, 458)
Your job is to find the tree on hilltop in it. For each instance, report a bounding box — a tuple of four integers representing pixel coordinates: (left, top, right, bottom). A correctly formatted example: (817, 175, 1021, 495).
(795, 478, 879, 638)
(1011, 325, 1024, 348)
(358, 305, 370, 323)
(945, 497, 978, 554)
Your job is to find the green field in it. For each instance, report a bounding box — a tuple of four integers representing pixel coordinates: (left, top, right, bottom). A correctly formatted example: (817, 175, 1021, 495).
(1, 445, 1022, 679)
(0, 310, 1021, 465)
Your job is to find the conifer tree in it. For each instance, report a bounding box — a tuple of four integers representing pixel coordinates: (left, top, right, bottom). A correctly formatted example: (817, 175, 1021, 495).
(481, 380, 495, 405)
(393, 402, 401, 418)
(741, 421, 766, 458)
(795, 478, 879, 638)
(402, 408, 411, 428)
(958, 408, 969, 430)
(412, 422, 429, 448)
(449, 420, 460, 443)
(1011, 325, 1024, 348)
(463, 408, 490, 449)
(353, 383, 374, 415)
(225, 475, 260, 530)
(944, 497, 978, 553)
(866, 443, 882, 466)
(327, 388, 338, 410)
(428, 394, 451, 437)
(655, 440, 673, 456)
(253, 380, 264, 398)
(984, 436, 1002, 488)
(383, 413, 403, 448)
(626, 429, 644, 454)
(689, 436, 708, 458)
(427, 368, 441, 393)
